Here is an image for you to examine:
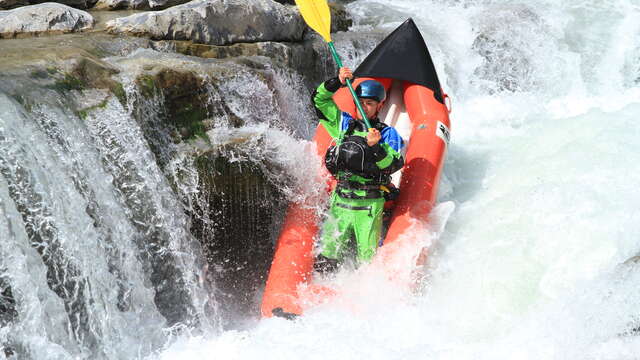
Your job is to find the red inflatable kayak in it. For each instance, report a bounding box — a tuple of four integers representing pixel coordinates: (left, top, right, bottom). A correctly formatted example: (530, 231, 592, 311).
(261, 18, 451, 318)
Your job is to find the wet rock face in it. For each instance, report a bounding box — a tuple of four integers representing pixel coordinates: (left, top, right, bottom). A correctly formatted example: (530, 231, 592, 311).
(167, 37, 335, 92)
(0, 3, 94, 38)
(192, 155, 286, 327)
(329, 2, 352, 33)
(133, 68, 233, 143)
(105, 0, 306, 45)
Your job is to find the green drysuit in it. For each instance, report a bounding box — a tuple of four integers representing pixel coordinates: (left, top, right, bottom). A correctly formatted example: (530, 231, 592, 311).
(313, 78, 404, 263)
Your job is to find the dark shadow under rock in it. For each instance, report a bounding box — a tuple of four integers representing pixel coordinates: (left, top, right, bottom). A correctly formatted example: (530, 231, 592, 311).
(191, 154, 287, 329)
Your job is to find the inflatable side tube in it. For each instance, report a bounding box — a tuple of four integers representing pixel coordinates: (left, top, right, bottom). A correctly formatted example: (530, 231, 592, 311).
(260, 125, 333, 318)
(384, 83, 450, 245)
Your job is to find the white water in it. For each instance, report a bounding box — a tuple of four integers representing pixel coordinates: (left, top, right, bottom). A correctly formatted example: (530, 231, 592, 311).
(160, 0, 640, 359)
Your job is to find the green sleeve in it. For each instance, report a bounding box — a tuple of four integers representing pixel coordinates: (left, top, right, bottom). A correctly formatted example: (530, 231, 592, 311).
(376, 143, 402, 171)
(370, 142, 404, 174)
(313, 80, 342, 139)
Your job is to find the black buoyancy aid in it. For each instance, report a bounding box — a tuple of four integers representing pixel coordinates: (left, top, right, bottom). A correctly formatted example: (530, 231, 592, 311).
(325, 119, 391, 191)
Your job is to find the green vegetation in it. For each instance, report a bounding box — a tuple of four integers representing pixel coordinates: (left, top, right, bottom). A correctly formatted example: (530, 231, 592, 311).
(174, 103, 210, 142)
(187, 121, 209, 142)
(136, 74, 156, 98)
(46, 73, 85, 93)
(110, 82, 127, 107)
(76, 98, 109, 120)
(134, 70, 213, 142)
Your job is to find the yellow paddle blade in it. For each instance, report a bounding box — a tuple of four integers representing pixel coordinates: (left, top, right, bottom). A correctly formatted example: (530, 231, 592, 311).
(295, 0, 332, 42)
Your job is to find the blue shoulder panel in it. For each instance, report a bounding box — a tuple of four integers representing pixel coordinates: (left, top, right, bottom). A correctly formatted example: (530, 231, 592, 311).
(340, 112, 353, 132)
(381, 127, 404, 152)
(340, 112, 404, 152)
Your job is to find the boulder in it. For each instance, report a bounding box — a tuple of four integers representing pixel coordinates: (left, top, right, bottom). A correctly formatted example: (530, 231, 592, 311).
(105, 0, 305, 45)
(0, 0, 96, 10)
(0, 3, 94, 38)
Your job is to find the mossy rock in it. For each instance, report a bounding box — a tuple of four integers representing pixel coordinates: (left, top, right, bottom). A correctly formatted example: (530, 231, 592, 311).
(135, 74, 157, 98)
(45, 73, 85, 93)
(171, 41, 261, 59)
(70, 57, 120, 90)
(133, 69, 219, 141)
(109, 82, 127, 107)
(76, 97, 109, 120)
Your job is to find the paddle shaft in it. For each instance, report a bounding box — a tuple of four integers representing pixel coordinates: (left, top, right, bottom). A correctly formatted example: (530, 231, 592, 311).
(327, 42, 372, 130)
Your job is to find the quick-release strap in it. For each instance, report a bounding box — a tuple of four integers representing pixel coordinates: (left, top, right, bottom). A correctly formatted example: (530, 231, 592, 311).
(337, 180, 381, 191)
(335, 203, 372, 211)
(336, 187, 383, 200)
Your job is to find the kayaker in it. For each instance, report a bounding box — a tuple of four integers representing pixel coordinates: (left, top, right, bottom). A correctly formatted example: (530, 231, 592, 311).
(313, 67, 405, 273)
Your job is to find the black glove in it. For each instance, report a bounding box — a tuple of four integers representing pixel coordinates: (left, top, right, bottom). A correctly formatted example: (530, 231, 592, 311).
(383, 186, 400, 201)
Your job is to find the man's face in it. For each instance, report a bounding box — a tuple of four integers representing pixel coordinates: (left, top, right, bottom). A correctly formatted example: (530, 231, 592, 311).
(356, 98, 382, 121)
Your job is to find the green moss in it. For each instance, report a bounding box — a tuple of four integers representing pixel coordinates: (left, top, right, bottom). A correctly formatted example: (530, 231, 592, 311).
(47, 67, 58, 75)
(111, 82, 127, 107)
(46, 73, 85, 93)
(136, 74, 156, 98)
(173, 103, 210, 141)
(188, 121, 209, 142)
(175, 103, 203, 122)
(76, 98, 109, 120)
(132, 70, 212, 142)
(77, 109, 89, 120)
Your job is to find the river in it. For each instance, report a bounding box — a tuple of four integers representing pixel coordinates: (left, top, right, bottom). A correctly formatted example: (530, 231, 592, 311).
(160, 1, 640, 359)
(1, 0, 640, 359)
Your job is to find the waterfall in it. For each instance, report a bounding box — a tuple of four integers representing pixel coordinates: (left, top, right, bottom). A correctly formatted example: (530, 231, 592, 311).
(0, 30, 361, 356)
(0, 71, 216, 357)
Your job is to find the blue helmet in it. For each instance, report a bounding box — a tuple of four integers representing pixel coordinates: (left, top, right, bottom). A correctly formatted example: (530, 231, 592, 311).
(355, 80, 386, 102)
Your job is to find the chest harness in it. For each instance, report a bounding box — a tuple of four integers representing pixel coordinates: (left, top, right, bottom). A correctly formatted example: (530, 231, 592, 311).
(325, 118, 392, 200)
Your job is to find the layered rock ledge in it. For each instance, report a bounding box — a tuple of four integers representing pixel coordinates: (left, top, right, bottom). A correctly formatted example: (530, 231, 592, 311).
(105, 0, 305, 45)
(92, 0, 188, 11)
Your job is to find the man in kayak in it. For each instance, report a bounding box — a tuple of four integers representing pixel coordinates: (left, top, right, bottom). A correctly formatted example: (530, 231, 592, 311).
(313, 67, 404, 273)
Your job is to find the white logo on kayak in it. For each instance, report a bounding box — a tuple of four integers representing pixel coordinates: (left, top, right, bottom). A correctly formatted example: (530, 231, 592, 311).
(436, 121, 450, 146)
